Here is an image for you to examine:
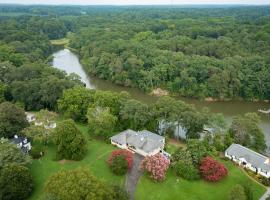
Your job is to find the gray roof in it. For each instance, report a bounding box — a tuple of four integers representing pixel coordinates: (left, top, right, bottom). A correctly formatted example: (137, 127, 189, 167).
(111, 129, 164, 153)
(226, 144, 270, 172)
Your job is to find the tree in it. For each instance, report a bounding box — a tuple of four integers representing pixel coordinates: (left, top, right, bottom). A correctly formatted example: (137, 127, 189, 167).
(58, 86, 95, 121)
(0, 82, 6, 103)
(228, 184, 247, 200)
(187, 139, 208, 166)
(174, 160, 200, 180)
(44, 168, 114, 200)
(0, 164, 33, 200)
(0, 102, 29, 138)
(109, 155, 128, 175)
(22, 125, 48, 144)
(120, 99, 152, 130)
(52, 119, 87, 160)
(107, 150, 133, 175)
(140, 153, 170, 182)
(0, 138, 31, 169)
(229, 113, 266, 152)
(200, 156, 228, 182)
(87, 106, 117, 139)
(112, 185, 129, 200)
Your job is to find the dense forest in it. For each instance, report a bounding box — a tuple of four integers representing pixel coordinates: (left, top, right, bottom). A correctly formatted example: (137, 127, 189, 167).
(68, 6, 270, 100)
(1, 5, 270, 100)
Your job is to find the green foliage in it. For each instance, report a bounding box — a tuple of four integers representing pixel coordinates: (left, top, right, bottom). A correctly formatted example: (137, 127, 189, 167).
(110, 155, 128, 175)
(228, 184, 247, 200)
(0, 82, 7, 103)
(120, 99, 151, 130)
(58, 86, 95, 121)
(87, 106, 118, 139)
(0, 102, 29, 138)
(187, 139, 208, 166)
(174, 160, 200, 180)
(22, 125, 48, 144)
(0, 138, 31, 169)
(52, 119, 87, 160)
(67, 7, 270, 101)
(1, 62, 80, 110)
(44, 168, 114, 200)
(229, 113, 266, 152)
(112, 185, 129, 200)
(30, 146, 45, 159)
(0, 164, 33, 200)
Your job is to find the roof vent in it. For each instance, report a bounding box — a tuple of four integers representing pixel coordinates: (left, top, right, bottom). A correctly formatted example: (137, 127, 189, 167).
(140, 137, 144, 141)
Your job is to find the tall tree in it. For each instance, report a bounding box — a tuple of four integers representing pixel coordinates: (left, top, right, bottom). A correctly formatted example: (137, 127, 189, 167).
(0, 102, 29, 138)
(52, 119, 87, 160)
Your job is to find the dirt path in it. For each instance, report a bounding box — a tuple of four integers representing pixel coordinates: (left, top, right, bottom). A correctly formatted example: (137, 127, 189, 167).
(125, 154, 144, 200)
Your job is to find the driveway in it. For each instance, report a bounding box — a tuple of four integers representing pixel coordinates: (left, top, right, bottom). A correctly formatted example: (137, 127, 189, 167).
(260, 188, 270, 200)
(126, 153, 144, 200)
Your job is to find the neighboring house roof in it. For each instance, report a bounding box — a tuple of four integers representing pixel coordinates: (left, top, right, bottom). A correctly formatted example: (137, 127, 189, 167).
(111, 129, 165, 153)
(226, 144, 270, 172)
(11, 135, 31, 153)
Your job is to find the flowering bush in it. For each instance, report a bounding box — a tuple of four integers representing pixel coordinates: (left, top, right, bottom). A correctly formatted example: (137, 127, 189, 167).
(200, 156, 228, 182)
(107, 149, 134, 174)
(140, 153, 170, 182)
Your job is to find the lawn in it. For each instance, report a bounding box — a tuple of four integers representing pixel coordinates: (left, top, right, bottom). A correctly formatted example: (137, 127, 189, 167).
(29, 123, 125, 200)
(135, 160, 266, 200)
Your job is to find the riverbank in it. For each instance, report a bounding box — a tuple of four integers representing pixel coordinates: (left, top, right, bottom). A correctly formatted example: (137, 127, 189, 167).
(51, 49, 270, 148)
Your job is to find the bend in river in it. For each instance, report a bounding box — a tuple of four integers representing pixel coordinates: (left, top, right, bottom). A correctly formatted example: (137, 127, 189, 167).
(53, 49, 270, 147)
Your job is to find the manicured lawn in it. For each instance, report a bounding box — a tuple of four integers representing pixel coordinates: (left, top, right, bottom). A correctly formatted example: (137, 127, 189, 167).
(135, 160, 266, 200)
(29, 123, 125, 200)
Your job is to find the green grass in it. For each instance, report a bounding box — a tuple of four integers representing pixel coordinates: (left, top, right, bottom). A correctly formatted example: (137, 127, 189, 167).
(135, 160, 266, 200)
(28, 122, 266, 200)
(29, 123, 125, 200)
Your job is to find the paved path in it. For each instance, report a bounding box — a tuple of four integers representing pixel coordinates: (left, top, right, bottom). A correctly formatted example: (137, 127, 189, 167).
(260, 188, 270, 200)
(125, 154, 144, 200)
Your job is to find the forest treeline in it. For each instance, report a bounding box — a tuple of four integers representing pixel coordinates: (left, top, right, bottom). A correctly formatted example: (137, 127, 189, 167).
(1, 5, 270, 100)
(0, 4, 267, 151)
(66, 6, 270, 100)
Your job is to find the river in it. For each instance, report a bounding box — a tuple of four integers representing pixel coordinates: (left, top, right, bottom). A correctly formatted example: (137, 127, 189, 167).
(53, 49, 270, 147)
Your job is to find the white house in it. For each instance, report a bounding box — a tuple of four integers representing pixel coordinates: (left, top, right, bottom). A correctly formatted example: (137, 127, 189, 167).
(25, 112, 56, 129)
(111, 129, 166, 157)
(225, 144, 270, 178)
(11, 135, 32, 153)
(25, 112, 36, 123)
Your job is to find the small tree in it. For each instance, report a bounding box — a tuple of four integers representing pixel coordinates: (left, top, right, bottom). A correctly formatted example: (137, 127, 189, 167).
(112, 185, 129, 200)
(22, 125, 48, 144)
(44, 168, 114, 200)
(187, 139, 208, 166)
(174, 161, 200, 180)
(110, 155, 128, 175)
(0, 138, 31, 169)
(228, 184, 247, 200)
(0, 164, 33, 200)
(0, 102, 29, 138)
(52, 119, 87, 160)
(87, 106, 117, 139)
(200, 156, 228, 182)
(140, 153, 170, 182)
(107, 150, 133, 175)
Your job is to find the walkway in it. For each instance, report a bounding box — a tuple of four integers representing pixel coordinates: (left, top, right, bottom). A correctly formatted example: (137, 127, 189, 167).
(260, 188, 270, 200)
(125, 153, 144, 200)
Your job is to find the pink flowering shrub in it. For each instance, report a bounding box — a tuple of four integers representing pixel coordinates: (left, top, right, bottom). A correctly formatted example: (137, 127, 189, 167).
(140, 153, 170, 181)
